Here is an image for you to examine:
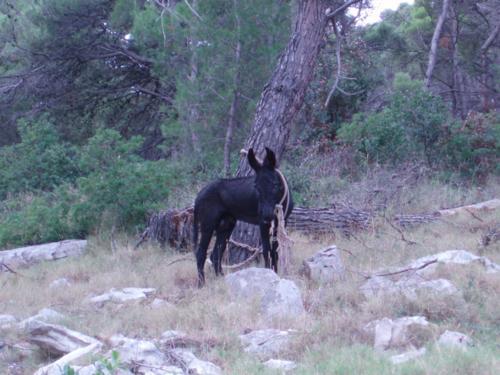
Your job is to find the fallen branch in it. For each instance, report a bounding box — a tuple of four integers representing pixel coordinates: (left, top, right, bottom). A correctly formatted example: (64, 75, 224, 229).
(372, 259, 438, 279)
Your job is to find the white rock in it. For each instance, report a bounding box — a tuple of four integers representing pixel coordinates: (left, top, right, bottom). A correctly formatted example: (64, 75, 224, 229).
(225, 268, 305, 319)
(150, 298, 173, 309)
(301, 245, 346, 283)
(264, 359, 297, 371)
(364, 316, 433, 351)
(389, 347, 426, 364)
(410, 250, 500, 274)
(437, 330, 473, 350)
(49, 278, 71, 289)
(19, 308, 66, 330)
(112, 335, 182, 374)
(0, 314, 17, 329)
(90, 287, 156, 304)
(225, 267, 280, 299)
(26, 321, 101, 357)
(0, 240, 87, 270)
(168, 348, 222, 375)
(261, 279, 305, 318)
(239, 329, 297, 360)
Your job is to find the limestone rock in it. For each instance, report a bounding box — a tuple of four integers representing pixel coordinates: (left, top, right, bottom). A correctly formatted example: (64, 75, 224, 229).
(89, 287, 156, 305)
(389, 347, 426, 364)
(261, 279, 305, 318)
(150, 298, 174, 309)
(27, 320, 101, 357)
(264, 359, 297, 371)
(364, 316, 435, 351)
(0, 314, 17, 330)
(301, 245, 346, 283)
(0, 240, 87, 270)
(437, 330, 473, 350)
(167, 348, 222, 375)
(225, 267, 305, 318)
(239, 329, 297, 360)
(19, 308, 66, 330)
(408, 250, 500, 275)
(49, 278, 71, 289)
(225, 267, 280, 299)
(110, 335, 183, 375)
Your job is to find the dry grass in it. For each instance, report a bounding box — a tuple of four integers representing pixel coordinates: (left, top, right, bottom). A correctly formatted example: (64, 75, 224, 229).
(1, 185, 499, 374)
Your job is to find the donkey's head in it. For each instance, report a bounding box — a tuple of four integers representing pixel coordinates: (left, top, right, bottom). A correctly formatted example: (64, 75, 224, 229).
(248, 147, 283, 225)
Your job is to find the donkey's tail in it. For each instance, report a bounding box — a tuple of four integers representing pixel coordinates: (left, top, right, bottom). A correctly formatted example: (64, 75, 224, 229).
(192, 208, 199, 253)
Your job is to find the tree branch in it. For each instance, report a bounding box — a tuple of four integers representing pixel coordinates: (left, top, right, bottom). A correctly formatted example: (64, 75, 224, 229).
(326, 0, 364, 20)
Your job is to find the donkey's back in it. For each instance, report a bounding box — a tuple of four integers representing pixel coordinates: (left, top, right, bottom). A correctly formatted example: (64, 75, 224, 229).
(194, 176, 260, 226)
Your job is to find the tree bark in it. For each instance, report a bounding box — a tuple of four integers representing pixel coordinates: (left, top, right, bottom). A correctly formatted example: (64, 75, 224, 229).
(450, 5, 466, 119)
(235, 0, 331, 176)
(223, 0, 242, 177)
(226, 0, 334, 263)
(425, 0, 450, 88)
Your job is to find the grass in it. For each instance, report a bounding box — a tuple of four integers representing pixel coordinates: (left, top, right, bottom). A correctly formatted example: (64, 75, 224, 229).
(0, 178, 499, 374)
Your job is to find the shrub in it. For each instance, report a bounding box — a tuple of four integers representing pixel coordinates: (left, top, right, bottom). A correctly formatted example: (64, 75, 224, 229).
(0, 129, 182, 248)
(0, 117, 78, 199)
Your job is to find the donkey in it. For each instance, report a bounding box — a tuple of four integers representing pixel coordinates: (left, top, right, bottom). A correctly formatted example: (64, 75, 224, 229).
(193, 147, 293, 286)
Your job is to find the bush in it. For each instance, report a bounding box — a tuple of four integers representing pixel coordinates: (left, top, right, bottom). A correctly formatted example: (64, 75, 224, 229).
(0, 129, 182, 248)
(338, 73, 451, 167)
(0, 117, 78, 199)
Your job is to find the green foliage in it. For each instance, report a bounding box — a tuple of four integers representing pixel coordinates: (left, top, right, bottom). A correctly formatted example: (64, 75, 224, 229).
(338, 74, 447, 165)
(0, 117, 78, 199)
(0, 129, 181, 248)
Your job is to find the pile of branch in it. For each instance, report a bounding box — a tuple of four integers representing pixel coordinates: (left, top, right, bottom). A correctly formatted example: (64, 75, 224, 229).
(136, 205, 377, 251)
(136, 198, 500, 252)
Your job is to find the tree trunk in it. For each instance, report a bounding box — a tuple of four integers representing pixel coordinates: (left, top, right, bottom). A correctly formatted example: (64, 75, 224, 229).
(227, 0, 332, 263)
(425, 0, 450, 88)
(223, 0, 242, 177)
(450, 5, 466, 119)
(235, 0, 331, 176)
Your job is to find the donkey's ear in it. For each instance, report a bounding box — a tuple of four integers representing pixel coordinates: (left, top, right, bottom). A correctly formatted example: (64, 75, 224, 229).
(263, 147, 277, 169)
(248, 148, 261, 171)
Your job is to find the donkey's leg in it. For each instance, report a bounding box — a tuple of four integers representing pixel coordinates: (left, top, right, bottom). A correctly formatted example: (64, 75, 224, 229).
(196, 227, 214, 287)
(259, 223, 272, 269)
(270, 219, 279, 273)
(213, 216, 236, 276)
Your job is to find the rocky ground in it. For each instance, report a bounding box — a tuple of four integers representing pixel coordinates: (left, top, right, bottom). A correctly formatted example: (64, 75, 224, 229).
(0, 200, 499, 374)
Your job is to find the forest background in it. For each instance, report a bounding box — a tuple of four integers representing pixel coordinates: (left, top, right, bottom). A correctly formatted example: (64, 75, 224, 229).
(0, 0, 498, 249)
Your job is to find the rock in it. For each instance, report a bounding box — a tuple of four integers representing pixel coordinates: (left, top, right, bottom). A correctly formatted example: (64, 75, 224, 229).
(225, 268, 305, 318)
(361, 249, 498, 298)
(364, 316, 434, 351)
(264, 359, 297, 371)
(33, 342, 102, 375)
(0, 240, 87, 271)
(389, 347, 426, 364)
(49, 278, 71, 289)
(150, 298, 174, 309)
(89, 287, 156, 305)
(437, 330, 473, 350)
(167, 348, 222, 375)
(26, 320, 101, 357)
(19, 308, 66, 330)
(408, 250, 500, 275)
(301, 245, 346, 283)
(0, 314, 17, 330)
(361, 275, 459, 299)
(239, 329, 297, 360)
(261, 279, 305, 318)
(111, 335, 183, 375)
(225, 267, 280, 299)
